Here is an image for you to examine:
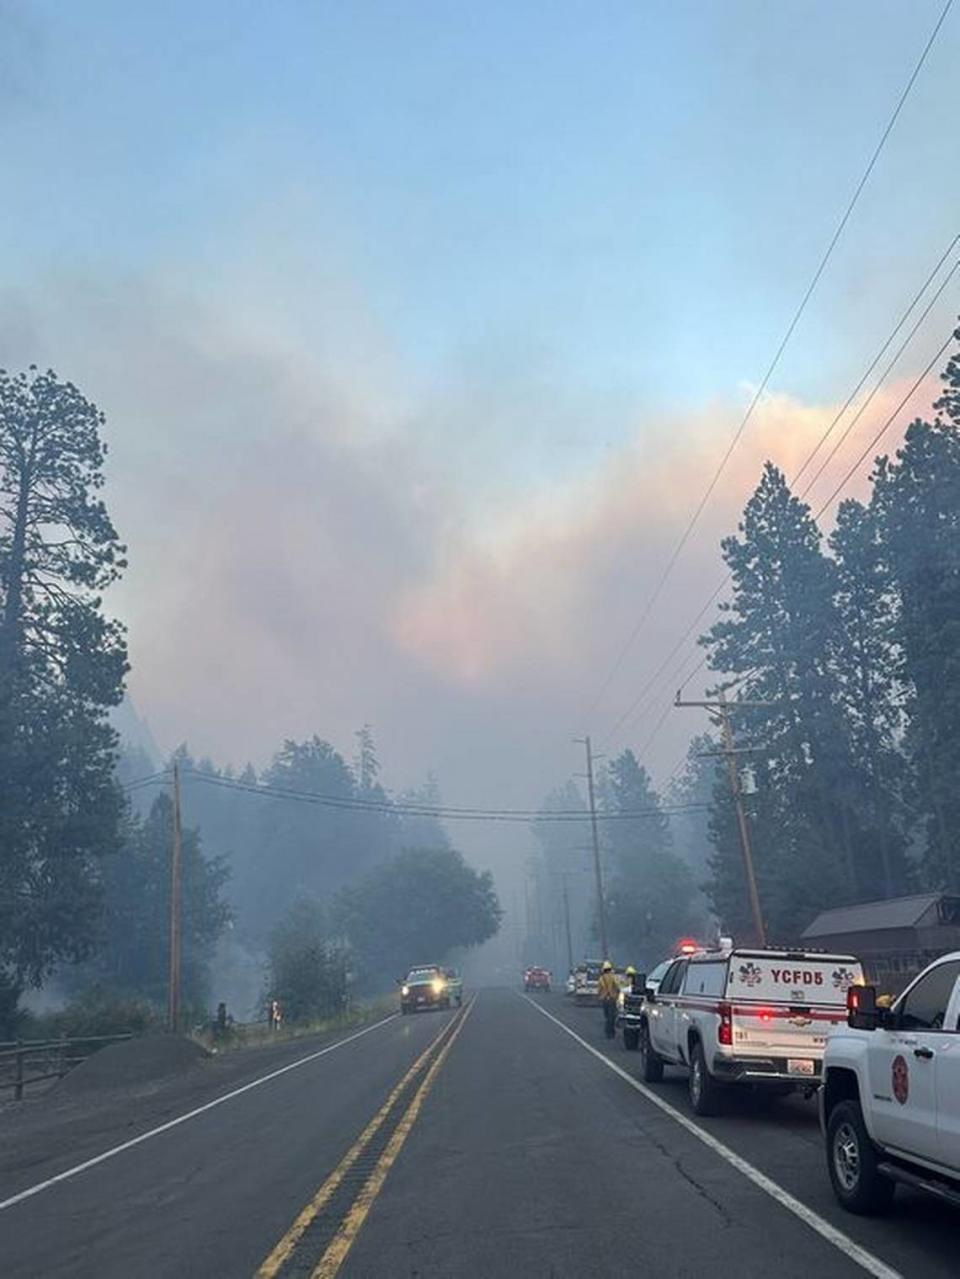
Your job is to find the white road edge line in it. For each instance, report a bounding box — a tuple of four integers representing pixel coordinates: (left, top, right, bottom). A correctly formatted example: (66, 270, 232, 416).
(521, 995, 902, 1279)
(0, 1012, 400, 1213)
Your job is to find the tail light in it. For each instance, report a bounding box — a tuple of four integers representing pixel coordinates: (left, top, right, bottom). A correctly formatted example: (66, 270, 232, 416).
(718, 1001, 733, 1046)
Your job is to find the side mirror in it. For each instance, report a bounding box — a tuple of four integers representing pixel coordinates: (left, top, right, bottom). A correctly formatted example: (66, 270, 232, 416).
(848, 983, 881, 1031)
(632, 972, 647, 994)
(644, 984, 656, 1004)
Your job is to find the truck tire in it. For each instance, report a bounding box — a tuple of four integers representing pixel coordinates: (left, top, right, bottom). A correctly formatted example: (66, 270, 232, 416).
(688, 1040, 723, 1116)
(827, 1099, 895, 1215)
(623, 1026, 639, 1052)
(639, 1022, 664, 1082)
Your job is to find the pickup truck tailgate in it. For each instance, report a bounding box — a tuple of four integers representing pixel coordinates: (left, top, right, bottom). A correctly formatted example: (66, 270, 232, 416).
(726, 953, 863, 1062)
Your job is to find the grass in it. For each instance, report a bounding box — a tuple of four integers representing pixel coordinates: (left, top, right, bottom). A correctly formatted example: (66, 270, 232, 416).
(190, 995, 397, 1054)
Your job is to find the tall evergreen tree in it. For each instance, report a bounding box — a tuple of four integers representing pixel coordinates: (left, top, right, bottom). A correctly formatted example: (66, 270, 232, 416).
(701, 464, 861, 936)
(872, 376, 960, 888)
(828, 497, 911, 896)
(75, 793, 231, 1009)
(0, 368, 127, 1033)
(603, 749, 700, 966)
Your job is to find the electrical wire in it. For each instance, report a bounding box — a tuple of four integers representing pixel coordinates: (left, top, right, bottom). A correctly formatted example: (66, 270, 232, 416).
(179, 766, 709, 824)
(813, 326, 958, 519)
(582, 0, 954, 723)
(602, 250, 960, 749)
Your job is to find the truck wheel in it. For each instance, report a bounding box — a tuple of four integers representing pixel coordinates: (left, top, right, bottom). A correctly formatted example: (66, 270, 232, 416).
(639, 1023, 664, 1082)
(827, 1099, 895, 1215)
(689, 1040, 722, 1116)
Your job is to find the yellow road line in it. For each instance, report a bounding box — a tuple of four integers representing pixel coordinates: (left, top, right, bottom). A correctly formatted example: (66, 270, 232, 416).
(255, 1009, 463, 1279)
(311, 996, 475, 1279)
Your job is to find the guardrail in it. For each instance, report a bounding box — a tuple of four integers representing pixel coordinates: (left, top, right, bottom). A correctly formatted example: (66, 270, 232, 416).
(0, 1033, 134, 1100)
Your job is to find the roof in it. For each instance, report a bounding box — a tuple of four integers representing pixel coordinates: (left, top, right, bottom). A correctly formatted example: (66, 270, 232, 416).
(801, 893, 946, 939)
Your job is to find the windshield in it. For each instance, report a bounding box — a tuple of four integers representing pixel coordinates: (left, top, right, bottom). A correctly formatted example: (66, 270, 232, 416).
(3, 9, 954, 1279)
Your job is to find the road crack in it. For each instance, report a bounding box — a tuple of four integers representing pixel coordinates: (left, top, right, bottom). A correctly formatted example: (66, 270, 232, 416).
(637, 1124, 733, 1226)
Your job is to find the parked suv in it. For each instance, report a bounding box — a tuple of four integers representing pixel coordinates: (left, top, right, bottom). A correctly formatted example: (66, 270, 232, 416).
(632, 945, 864, 1115)
(822, 952, 960, 1214)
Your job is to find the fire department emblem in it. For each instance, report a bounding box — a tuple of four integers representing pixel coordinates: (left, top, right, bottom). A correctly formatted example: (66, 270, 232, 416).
(832, 967, 856, 991)
(892, 1055, 909, 1106)
(738, 962, 763, 987)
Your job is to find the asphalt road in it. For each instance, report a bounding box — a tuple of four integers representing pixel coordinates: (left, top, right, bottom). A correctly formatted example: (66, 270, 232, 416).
(1, 989, 958, 1278)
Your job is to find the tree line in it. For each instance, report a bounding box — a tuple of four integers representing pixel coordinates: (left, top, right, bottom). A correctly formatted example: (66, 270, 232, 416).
(534, 320, 960, 959)
(0, 369, 500, 1036)
(693, 320, 960, 941)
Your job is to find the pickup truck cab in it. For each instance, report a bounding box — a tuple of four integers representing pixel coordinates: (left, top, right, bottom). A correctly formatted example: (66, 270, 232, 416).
(822, 951, 960, 1214)
(631, 945, 863, 1115)
(619, 958, 672, 1048)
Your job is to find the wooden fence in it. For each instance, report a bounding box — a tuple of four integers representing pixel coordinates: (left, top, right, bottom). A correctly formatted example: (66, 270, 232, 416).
(0, 1033, 133, 1100)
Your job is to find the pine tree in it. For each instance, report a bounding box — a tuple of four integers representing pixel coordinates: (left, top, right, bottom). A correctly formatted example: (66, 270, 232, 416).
(603, 749, 700, 966)
(702, 463, 857, 936)
(0, 368, 127, 1033)
(872, 384, 960, 887)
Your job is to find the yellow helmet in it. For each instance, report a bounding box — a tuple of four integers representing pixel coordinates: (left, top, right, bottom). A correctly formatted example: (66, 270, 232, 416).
(625, 965, 637, 976)
(602, 960, 613, 972)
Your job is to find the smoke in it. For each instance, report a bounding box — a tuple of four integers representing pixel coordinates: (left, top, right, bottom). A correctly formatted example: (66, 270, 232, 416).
(0, 266, 943, 895)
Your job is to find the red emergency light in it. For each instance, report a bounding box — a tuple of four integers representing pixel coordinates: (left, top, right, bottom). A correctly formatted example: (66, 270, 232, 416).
(676, 939, 699, 955)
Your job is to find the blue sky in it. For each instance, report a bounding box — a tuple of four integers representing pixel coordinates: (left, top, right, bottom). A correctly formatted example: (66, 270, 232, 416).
(0, 1, 957, 828)
(4, 1, 957, 418)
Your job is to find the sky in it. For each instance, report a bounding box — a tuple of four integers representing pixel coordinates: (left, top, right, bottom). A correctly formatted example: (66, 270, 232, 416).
(0, 0, 958, 880)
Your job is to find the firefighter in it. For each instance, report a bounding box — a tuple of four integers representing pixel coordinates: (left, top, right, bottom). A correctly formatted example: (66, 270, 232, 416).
(597, 960, 620, 1039)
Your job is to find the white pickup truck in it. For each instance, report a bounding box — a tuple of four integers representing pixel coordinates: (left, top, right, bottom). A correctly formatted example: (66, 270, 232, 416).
(822, 951, 960, 1214)
(633, 945, 863, 1115)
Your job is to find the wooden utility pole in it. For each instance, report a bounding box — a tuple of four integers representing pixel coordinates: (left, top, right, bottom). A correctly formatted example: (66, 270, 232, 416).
(576, 735, 608, 960)
(168, 761, 183, 1033)
(560, 871, 574, 973)
(675, 690, 768, 947)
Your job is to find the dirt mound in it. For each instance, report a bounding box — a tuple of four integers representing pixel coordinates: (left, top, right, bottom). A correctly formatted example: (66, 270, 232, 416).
(56, 1035, 208, 1096)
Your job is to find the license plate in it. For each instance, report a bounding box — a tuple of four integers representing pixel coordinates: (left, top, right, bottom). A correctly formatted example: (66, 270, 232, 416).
(788, 1058, 815, 1076)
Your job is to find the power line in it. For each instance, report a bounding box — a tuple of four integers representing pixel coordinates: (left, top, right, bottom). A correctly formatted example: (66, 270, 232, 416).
(602, 251, 959, 750)
(814, 326, 958, 519)
(179, 766, 709, 824)
(631, 323, 957, 761)
(120, 770, 171, 793)
(799, 251, 960, 496)
(582, 0, 954, 722)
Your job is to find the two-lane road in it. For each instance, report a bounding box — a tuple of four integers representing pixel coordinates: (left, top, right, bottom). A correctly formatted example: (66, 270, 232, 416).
(1, 990, 957, 1277)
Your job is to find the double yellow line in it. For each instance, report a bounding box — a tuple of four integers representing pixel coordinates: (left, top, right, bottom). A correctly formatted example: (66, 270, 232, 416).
(257, 998, 473, 1279)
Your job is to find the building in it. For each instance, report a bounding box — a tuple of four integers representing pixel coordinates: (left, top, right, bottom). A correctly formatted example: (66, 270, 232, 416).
(801, 892, 960, 993)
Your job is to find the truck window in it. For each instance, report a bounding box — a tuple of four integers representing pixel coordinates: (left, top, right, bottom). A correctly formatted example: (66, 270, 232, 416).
(897, 959, 960, 1031)
(659, 960, 687, 996)
(682, 962, 726, 998)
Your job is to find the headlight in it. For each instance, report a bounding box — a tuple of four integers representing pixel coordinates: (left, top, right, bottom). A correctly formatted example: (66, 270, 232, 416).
(401, 985, 409, 996)
(432, 979, 445, 994)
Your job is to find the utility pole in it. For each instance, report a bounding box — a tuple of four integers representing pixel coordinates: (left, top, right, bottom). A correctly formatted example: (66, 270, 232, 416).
(560, 871, 574, 973)
(575, 735, 608, 960)
(168, 760, 183, 1034)
(675, 690, 768, 947)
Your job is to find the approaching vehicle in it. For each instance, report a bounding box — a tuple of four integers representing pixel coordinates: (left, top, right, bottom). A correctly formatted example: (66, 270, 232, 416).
(618, 958, 673, 1050)
(443, 968, 464, 1006)
(631, 945, 864, 1115)
(400, 967, 451, 1013)
(822, 952, 960, 1215)
(524, 966, 551, 992)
